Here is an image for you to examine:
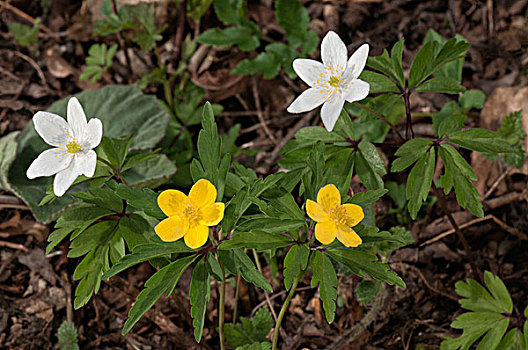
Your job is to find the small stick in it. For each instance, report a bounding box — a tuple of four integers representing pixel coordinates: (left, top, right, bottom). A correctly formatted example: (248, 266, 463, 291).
(0, 1, 55, 36)
(432, 186, 481, 282)
(0, 240, 28, 252)
(482, 168, 512, 200)
(252, 76, 277, 144)
(269, 110, 316, 162)
(352, 102, 405, 142)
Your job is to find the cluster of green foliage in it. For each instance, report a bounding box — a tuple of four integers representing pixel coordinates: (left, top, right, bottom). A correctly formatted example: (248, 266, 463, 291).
(442, 271, 528, 350)
(197, 0, 317, 79)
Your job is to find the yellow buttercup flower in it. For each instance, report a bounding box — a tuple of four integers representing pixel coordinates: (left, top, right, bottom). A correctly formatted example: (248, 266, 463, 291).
(306, 184, 364, 247)
(155, 179, 225, 249)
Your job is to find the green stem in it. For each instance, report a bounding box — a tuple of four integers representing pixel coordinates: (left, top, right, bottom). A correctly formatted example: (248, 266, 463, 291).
(232, 273, 241, 324)
(154, 45, 173, 111)
(272, 271, 303, 350)
(97, 157, 128, 185)
(351, 102, 405, 142)
(219, 259, 226, 350)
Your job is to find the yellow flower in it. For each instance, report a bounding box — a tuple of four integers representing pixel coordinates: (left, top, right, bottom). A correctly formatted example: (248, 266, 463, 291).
(155, 179, 225, 249)
(306, 184, 364, 247)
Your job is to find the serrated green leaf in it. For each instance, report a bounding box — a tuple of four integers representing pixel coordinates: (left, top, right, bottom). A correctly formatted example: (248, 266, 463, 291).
(190, 257, 211, 342)
(123, 255, 197, 334)
(275, 0, 310, 48)
(359, 71, 401, 94)
(113, 183, 164, 218)
(326, 249, 405, 287)
(217, 231, 293, 251)
(283, 244, 309, 290)
(391, 39, 405, 87)
(232, 53, 281, 79)
(196, 27, 259, 51)
(9, 18, 40, 46)
(391, 138, 433, 172)
(225, 307, 274, 348)
(57, 321, 79, 350)
(449, 129, 513, 153)
(416, 77, 466, 94)
(406, 148, 435, 219)
(349, 189, 389, 207)
(409, 41, 438, 89)
(311, 251, 338, 323)
(355, 280, 381, 306)
(214, 0, 244, 25)
(459, 90, 486, 110)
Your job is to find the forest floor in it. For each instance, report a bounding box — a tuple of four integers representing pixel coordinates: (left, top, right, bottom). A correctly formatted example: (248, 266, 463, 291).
(1, 0, 528, 349)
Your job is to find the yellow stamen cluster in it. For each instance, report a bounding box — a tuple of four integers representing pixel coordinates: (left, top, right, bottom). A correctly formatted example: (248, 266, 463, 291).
(55, 131, 83, 165)
(312, 65, 346, 99)
(329, 205, 348, 225)
(182, 203, 201, 225)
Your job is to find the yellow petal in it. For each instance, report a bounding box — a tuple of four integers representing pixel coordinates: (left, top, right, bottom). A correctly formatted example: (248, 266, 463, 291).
(336, 224, 362, 247)
(317, 184, 341, 211)
(155, 216, 188, 242)
(184, 224, 209, 249)
(189, 179, 217, 209)
(157, 189, 189, 217)
(199, 202, 225, 226)
(315, 221, 337, 245)
(342, 203, 365, 226)
(306, 199, 329, 222)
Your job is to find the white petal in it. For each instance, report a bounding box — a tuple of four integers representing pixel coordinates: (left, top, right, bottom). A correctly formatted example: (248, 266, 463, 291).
(26, 148, 72, 179)
(67, 97, 88, 140)
(33, 112, 72, 147)
(287, 88, 327, 114)
(321, 31, 347, 71)
(293, 59, 324, 86)
(84, 118, 103, 149)
(343, 79, 370, 103)
(79, 150, 97, 177)
(320, 97, 345, 132)
(345, 44, 369, 80)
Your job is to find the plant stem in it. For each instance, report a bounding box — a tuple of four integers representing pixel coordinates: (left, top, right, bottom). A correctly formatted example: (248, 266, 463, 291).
(252, 249, 279, 322)
(432, 185, 481, 282)
(403, 91, 414, 139)
(218, 259, 226, 350)
(351, 102, 405, 142)
(97, 157, 128, 185)
(154, 45, 173, 111)
(272, 271, 303, 350)
(232, 273, 241, 324)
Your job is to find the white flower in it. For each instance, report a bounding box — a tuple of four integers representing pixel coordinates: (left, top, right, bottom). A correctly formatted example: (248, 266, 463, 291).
(287, 31, 370, 132)
(26, 97, 103, 197)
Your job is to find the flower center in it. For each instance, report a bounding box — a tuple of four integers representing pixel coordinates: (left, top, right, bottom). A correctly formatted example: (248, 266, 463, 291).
(329, 205, 348, 226)
(66, 141, 82, 154)
(182, 203, 201, 225)
(328, 76, 340, 87)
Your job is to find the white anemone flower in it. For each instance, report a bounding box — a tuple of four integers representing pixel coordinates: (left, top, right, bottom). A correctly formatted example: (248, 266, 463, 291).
(26, 97, 103, 197)
(287, 31, 370, 132)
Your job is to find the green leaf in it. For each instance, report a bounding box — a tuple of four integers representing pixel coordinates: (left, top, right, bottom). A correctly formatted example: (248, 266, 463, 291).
(355, 280, 381, 306)
(326, 249, 405, 287)
(423, 29, 469, 83)
(9, 18, 40, 46)
(72, 186, 123, 213)
(408, 41, 438, 89)
(68, 220, 118, 258)
(275, 0, 310, 48)
(356, 140, 386, 190)
(497, 110, 526, 170)
(123, 255, 197, 334)
(224, 307, 274, 348)
(232, 53, 281, 79)
(0, 131, 19, 192)
(8, 85, 171, 223)
(442, 271, 515, 350)
(416, 77, 466, 94)
(235, 343, 271, 350)
(349, 189, 389, 207)
(218, 231, 293, 251)
(449, 129, 513, 153)
(367, 49, 401, 88)
(190, 257, 211, 342)
(196, 27, 259, 51)
(391, 39, 405, 87)
(391, 138, 433, 172)
(113, 183, 165, 219)
(213, 0, 244, 25)
(102, 242, 193, 279)
(57, 321, 79, 350)
(311, 251, 338, 323)
(359, 71, 401, 94)
(459, 90, 486, 111)
(406, 149, 435, 219)
(219, 249, 272, 292)
(439, 145, 476, 181)
(80, 44, 117, 83)
(283, 244, 310, 290)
